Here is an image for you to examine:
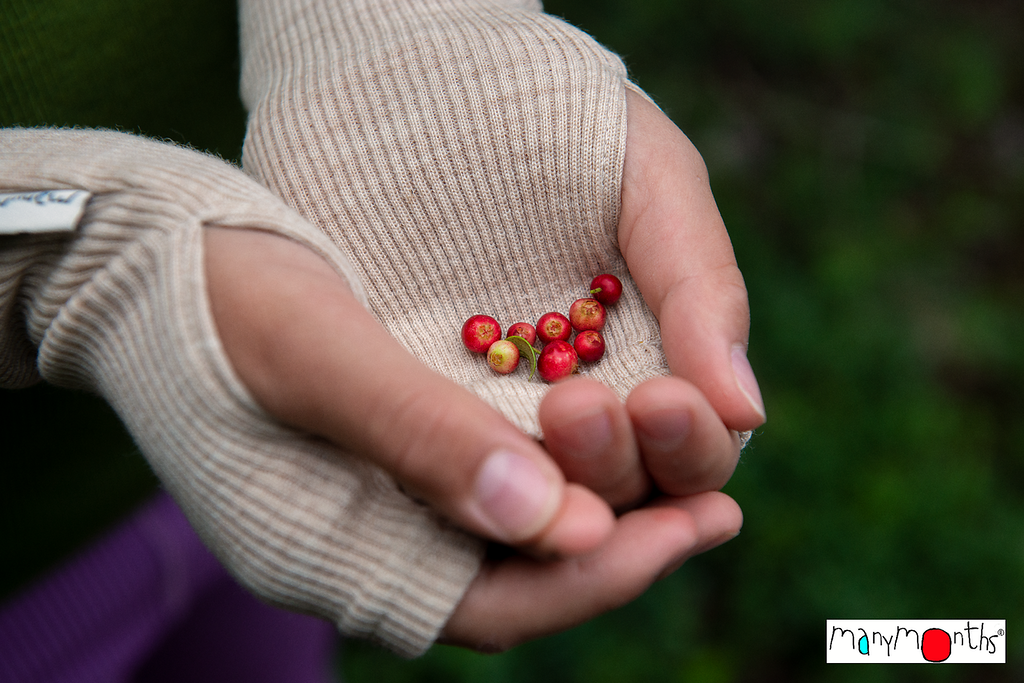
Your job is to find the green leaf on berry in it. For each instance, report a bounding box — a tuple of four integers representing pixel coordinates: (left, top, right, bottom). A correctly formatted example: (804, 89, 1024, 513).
(507, 335, 538, 380)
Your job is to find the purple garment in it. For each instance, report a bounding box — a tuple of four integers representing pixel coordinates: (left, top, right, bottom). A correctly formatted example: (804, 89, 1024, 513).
(0, 492, 338, 683)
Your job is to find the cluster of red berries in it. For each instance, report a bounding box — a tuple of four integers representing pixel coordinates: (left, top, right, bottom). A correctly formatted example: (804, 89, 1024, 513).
(461, 274, 623, 382)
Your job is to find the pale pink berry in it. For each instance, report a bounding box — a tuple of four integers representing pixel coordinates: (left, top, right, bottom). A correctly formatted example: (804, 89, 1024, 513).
(537, 312, 571, 344)
(568, 298, 606, 332)
(589, 274, 622, 306)
(462, 315, 501, 354)
(538, 340, 579, 382)
(506, 322, 537, 346)
(487, 339, 520, 374)
(574, 330, 605, 362)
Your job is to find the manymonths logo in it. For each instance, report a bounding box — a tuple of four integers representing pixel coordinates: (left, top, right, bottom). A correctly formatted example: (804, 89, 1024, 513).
(826, 620, 1006, 664)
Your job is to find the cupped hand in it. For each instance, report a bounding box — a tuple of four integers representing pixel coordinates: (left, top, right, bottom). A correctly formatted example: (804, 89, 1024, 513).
(536, 89, 765, 512)
(204, 86, 759, 651)
(440, 89, 759, 650)
(204, 224, 744, 651)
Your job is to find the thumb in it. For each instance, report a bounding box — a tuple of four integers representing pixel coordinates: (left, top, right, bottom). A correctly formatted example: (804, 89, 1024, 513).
(205, 226, 614, 556)
(618, 88, 766, 432)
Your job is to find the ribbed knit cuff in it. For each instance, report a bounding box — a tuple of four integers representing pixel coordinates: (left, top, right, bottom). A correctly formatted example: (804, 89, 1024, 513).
(0, 128, 484, 656)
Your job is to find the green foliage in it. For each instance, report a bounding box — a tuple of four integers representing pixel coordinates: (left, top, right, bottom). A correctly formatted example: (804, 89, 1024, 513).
(0, 0, 246, 158)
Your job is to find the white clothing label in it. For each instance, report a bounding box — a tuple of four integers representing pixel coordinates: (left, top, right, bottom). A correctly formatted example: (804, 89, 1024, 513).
(0, 190, 92, 234)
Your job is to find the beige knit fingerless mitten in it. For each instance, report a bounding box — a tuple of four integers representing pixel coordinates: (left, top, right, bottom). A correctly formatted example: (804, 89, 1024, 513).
(240, 0, 670, 437)
(0, 128, 483, 656)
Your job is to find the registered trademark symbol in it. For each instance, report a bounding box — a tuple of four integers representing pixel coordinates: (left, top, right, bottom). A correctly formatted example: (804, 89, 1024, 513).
(998, 629, 1005, 636)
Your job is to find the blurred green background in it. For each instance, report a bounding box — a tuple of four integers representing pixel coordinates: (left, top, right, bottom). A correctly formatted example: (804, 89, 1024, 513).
(2, 0, 1021, 681)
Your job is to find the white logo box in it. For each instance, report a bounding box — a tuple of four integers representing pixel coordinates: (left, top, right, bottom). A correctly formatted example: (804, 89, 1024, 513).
(826, 620, 1006, 663)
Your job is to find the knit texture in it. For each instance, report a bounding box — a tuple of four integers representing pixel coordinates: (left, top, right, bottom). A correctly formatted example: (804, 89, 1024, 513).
(0, 128, 483, 656)
(240, 0, 671, 438)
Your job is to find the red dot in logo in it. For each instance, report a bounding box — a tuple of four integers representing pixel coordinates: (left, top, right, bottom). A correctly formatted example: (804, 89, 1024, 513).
(922, 628, 951, 662)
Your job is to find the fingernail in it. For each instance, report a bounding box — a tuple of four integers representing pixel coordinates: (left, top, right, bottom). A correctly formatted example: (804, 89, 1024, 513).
(556, 408, 613, 458)
(473, 449, 556, 542)
(731, 345, 766, 421)
(636, 408, 691, 452)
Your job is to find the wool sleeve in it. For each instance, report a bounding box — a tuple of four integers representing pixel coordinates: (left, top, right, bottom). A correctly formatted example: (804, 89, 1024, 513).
(0, 128, 483, 657)
(238, 0, 672, 438)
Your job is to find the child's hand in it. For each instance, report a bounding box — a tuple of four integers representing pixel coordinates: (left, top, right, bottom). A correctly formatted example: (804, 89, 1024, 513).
(205, 89, 757, 650)
(205, 224, 743, 653)
(444, 89, 762, 652)
(234, 0, 764, 651)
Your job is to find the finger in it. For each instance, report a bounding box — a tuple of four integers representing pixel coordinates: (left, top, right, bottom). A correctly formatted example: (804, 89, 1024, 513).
(538, 377, 651, 511)
(204, 227, 615, 556)
(441, 491, 742, 652)
(618, 88, 766, 432)
(626, 375, 742, 497)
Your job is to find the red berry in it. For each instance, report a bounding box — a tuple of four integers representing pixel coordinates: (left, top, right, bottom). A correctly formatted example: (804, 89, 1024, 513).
(537, 312, 571, 343)
(537, 340, 579, 382)
(568, 298, 606, 332)
(589, 274, 622, 306)
(487, 339, 520, 374)
(506, 322, 537, 346)
(574, 330, 605, 362)
(462, 315, 501, 353)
